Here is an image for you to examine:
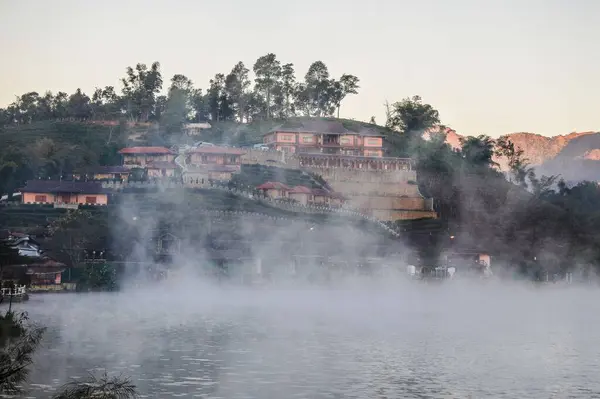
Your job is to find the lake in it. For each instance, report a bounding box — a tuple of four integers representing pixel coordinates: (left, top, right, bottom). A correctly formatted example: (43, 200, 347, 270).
(15, 277, 600, 398)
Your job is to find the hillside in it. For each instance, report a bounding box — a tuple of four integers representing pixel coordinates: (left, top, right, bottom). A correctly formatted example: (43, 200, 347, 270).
(537, 133, 600, 182)
(427, 128, 599, 174)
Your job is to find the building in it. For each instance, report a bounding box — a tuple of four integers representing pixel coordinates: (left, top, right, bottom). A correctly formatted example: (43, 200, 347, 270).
(256, 181, 290, 199)
(183, 146, 245, 184)
(118, 146, 176, 168)
(182, 122, 212, 136)
(263, 120, 384, 157)
(0, 231, 43, 258)
(146, 161, 177, 178)
(20, 180, 108, 206)
(257, 183, 346, 207)
(73, 166, 131, 182)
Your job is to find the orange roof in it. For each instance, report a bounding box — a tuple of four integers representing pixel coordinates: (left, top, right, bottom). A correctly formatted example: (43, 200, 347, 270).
(256, 181, 290, 190)
(189, 146, 245, 155)
(119, 146, 174, 154)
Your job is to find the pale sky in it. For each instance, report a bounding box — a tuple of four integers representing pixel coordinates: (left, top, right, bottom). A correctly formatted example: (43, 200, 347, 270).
(0, 0, 598, 137)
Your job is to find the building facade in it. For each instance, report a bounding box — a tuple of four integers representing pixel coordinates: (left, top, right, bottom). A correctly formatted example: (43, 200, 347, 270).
(119, 147, 176, 168)
(20, 181, 109, 205)
(263, 130, 383, 157)
(183, 146, 245, 184)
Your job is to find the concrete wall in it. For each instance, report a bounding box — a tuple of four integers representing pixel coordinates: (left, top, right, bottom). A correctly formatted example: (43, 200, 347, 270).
(303, 167, 416, 184)
(241, 149, 300, 169)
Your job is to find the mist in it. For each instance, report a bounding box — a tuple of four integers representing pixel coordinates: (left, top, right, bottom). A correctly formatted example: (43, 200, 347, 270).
(15, 170, 600, 398)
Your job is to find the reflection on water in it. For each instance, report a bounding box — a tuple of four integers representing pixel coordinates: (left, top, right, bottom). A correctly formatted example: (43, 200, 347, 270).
(14, 281, 600, 398)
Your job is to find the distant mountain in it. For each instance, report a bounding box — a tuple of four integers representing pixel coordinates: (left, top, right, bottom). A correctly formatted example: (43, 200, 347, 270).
(424, 128, 599, 180)
(537, 133, 600, 182)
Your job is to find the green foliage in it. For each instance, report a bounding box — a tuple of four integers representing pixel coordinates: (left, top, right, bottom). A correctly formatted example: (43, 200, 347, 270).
(45, 210, 109, 266)
(386, 95, 440, 137)
(0, 311, 45, 395)
(53, 372, 138, 399)
(231, 164, 325, 189)
(76, 263, 120, 291)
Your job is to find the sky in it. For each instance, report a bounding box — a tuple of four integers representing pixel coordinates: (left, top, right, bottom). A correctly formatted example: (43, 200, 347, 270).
(0, 0, 598, 137)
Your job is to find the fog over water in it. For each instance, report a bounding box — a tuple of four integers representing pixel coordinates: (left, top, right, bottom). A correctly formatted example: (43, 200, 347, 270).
(18, 278, 600, 398)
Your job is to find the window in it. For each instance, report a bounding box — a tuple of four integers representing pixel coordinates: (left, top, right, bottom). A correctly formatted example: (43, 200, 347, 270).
(366, 138, 381, 146)
(301, 135, 314, 143)
(365, 150, 381, 157)
(85, 196, 97, 204)
(34, 195, 47, 203)
(279, 134, 294, 142)
(340, 137, 352, 145)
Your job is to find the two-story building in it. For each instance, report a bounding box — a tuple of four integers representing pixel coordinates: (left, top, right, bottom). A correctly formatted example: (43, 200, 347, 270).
(183, 146, 245, 184)
(263, 121, 384, 157)
(118, 146, 178, 178)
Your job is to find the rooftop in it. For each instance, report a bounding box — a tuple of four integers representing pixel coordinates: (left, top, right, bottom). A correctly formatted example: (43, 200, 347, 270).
(21, 180, 106, 194)
(267, 119, 383, 137)
(119, 146, 175, 155)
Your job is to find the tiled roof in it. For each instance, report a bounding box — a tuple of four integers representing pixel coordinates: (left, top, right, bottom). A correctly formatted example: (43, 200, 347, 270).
(256, 181, 290, 190)
(118, 146, 175, 154)
(188, 146, 246, 155)
(267, 119, 384, 137)
(21, 180, 106, 194)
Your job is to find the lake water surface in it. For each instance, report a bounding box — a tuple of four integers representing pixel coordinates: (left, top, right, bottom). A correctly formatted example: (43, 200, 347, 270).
(15, 278, 600, 398)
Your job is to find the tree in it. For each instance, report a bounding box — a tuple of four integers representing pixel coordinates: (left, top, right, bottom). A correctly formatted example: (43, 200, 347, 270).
(331, 74, 359, 118)
(121, 62, 163, 122)
(0, 311, 45, 395)
(161, 74, 195, 136)
(253, 53, 281, 119)
(460, 135, 498, 168)
(304, 61, 332, 116)
(387, 95, 440, 137)
(45, 210, 108, 267)
(53, 372, 138, 399)
(207, 74, 223, 122)
(495, 136, 531, 188)
(67, 89, 92, 120)
(279, 63, 296, 118)
(189, 89, 209, 122)
(225, 62, 250, 122)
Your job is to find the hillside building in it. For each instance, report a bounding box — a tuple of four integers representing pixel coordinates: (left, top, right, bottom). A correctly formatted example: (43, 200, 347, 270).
(183, 146, 245, 184)
(20, 180, 108, 206)
(263, 120, 383, 157)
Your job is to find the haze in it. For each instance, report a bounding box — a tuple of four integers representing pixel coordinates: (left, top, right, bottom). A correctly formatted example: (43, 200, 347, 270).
(1, 0, 598, 137)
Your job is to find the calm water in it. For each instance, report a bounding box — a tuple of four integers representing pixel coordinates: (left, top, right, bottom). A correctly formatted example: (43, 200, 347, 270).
(14, 279, 600, 398)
